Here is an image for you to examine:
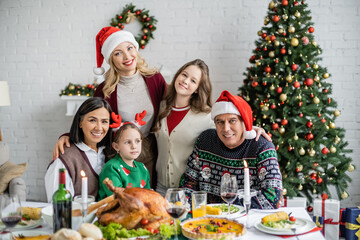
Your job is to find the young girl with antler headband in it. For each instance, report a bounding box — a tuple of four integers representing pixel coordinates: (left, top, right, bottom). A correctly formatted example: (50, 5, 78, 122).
(98, 111, 150, 200)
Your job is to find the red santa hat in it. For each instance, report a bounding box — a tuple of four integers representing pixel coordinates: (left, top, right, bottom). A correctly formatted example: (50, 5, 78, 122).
(211, 90, 256, 139)
(93, 26, 139, 76)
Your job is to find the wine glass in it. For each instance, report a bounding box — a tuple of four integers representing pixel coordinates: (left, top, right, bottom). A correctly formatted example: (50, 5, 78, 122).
(0, 194, 22, 240)
(220, 175, 238, 215)
(165, 188, 187, 240)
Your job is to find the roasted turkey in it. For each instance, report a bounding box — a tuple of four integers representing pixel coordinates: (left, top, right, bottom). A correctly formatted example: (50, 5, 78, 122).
(96, 178, 171, 230)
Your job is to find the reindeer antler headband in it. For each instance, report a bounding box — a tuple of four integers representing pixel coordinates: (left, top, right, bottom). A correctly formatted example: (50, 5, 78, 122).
(109, 110, 147, 132)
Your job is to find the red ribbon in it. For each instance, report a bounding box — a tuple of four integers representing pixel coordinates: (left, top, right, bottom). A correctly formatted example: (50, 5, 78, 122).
(321, 198, 339, 235)
(339, 208, 346, 236)
(283, 196, 287, 207)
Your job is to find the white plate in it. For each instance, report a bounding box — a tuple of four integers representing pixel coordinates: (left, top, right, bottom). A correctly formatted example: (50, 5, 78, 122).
(0, 218, 44, 231)
(207, 204, 246, 219)
(255, 217, 316, 235)
(2, 230, 50, 240)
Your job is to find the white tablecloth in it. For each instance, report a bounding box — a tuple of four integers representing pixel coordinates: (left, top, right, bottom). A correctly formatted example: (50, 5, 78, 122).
(4, 202, 326, 240)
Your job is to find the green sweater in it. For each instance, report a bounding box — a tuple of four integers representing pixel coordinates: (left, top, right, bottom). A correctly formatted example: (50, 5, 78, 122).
(98, 154, 151, 200)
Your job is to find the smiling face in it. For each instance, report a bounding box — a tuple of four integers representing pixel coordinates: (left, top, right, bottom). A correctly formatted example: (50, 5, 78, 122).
(174, 65, 202, 100)
(80, 107, 110, 151)
(214, 113, 245, 149)
(111, 42, 138, 76)
(113, 127, 142, 163)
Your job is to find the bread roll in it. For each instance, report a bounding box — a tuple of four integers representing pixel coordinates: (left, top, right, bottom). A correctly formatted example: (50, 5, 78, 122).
(261, 211, 289, 224)
(21, 207, 42, 220)
(51, 228, 82, 240)
(78, 223, 103, 240)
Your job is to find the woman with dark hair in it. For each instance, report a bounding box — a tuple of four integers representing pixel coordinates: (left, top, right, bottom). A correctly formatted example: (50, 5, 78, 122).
(45, 97, 112, 202)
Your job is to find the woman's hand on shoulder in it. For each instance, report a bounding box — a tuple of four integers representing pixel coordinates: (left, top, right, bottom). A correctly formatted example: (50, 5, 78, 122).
(52, 136, 70, 160)
(253, 126, 272, 142)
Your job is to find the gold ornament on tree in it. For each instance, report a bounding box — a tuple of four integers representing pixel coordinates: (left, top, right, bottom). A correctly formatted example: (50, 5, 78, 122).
(329, 122, 336, 129)
(330, 146, 337, 153)
(323, 72, 330, 79)
(313, 97, 320, 104)
(298, 184, 303, 190)
(279, 93, 287, 102)
(291, 38, 299, 47)
(341, 191, 349, 199)
(334, 109, 341, 117)
(299, 147, 306, 155)
(334, 136, 341, 144)
(348, 164, 355, 172)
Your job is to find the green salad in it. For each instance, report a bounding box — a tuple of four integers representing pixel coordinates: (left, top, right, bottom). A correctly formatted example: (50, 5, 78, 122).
(212, 204, 239, 214)
(263, 219, 295, 229)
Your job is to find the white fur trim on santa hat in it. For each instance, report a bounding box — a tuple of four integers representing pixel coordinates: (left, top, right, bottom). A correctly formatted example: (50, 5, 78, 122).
(101, 30, 139, 64)
(244, 130, 256, 139)
(211, 101, 241, 120)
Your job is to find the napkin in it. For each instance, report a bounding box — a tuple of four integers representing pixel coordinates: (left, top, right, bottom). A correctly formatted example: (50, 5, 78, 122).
(277, 227, 322, 238)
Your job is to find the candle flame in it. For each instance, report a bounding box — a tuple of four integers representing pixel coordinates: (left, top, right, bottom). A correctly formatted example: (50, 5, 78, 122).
(243, 160, 248, 168)
(80, 170, 86, 177)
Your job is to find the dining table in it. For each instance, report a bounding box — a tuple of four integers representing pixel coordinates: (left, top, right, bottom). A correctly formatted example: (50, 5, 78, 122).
(1, 201, 328, 240)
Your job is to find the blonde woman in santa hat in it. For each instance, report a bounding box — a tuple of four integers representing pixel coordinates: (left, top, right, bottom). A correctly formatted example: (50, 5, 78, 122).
(53, 27, 166, 187)
(152, 60, 271, 196)
(179, 90, 282, 209)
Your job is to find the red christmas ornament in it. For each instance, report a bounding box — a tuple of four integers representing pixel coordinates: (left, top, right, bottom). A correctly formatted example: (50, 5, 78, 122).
(280, 48, 286, 54)
(289, 146, 293, 152)
(308, 27, 315, 33)
(299, 113, 304, 117)
(149, 25, 153, 29)
(281, 119, 288, 125)
(322, 147, 329, 155)
(321, 118, 326, 123)
(142, 35, 147, 40)
(275, 59, 279, 63)
(273, 15, 280, 23)
(307, 206, 313, 212)
(321, 193, 328, 200)
(272, 123, 279, 130)
(270, 104, 276, 109)
(306, 121, 313, 128)
(261, 33, 267, 39)
(250, 55, 256, 62)
(299, 101, 303, 107)
(268, 133, 272, 138)
(264, 66, 271, 73)
(323, 89, 328, 93)
(282, 0, 289, 6)
(306, 63, 310, 68)
(262, 81, 267, 86)
(317, 177, 323, 184)
(118, 15, 123, 20)
(310, 93, 314, 98)
(291, 64, 298, 71)
(270, 35, 276, 41)
(305, 78, 314, 86)
(252, 81, 258, 87)
(318, 113, 322, 117)
(328, 98, 332, 103)
(306, 133, 314, 141)
(263, 47, 267, 51)
(276, 87, 283, 93)
(313, 163, 318, 167)
(310, 173, 317, 180)
(283, 32, 286, 36)
(294, 1, 299, 6)
(276, 145, 279, 151)
(293, 81, 300, 88)
(140, 45, 145, 49)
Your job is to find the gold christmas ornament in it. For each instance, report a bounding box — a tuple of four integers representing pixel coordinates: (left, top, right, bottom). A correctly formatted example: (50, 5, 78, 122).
(257, 30, 263, 36)
(312, 41, 318, 47)
(299, 147, 306, 155)
(274, 40, 280, 46)
(334, 136, 341, 144)
(256, 61, 262, 67)
(330, 146, 337, 153)
(314, 75, 320, 82)
(313, 189, 317, 194)
(286, 75, 293, 83)
(313, 63, 319, 69)
(279, 93, 287, 102)
(297, 165, 303, 172)
(341, 191, 349, 199)
(269, 51, 275, 58)
(140, 40, 146, 45)
(262, 115, 268, 119)
(69, 85, 75, 90)
(278, 28, 284, 34)
(329, 122, 336, 129)
(318, 83, 322, 88)
(309, 148, 316, 157)
(262, 105, 269, 111)
(348, 164, 355, 172)
(326, 125, 330, 130)
(334, 109, 341, 117)
(283, 14, 288, 20)
(143, 28, 149, 34)
(291, 38, 299, 47)
(313, 97, 320, 104)
(279, 127, 285, 134)
(269, 1, 276, 9)
(295, 11, 301, 18)
(293, 134, 299, 141)
(270, 84, 275, 91)
(323, 72, 330, 79)
(283, 188, 287, 195)
(288, 26, 295, 33)
(298, 184, 303, 190)
(285, 60, 289, 65)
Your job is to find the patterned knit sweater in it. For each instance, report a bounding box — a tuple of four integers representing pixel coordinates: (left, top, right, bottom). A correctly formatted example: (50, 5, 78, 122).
(179, 129, 282, 209)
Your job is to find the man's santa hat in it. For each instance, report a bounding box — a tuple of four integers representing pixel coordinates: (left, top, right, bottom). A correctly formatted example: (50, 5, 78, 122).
(211, 90, 256, 139)
(93, 26, 139, 77)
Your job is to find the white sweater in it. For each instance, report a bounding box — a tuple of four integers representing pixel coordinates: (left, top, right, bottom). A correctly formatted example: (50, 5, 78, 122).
(155, 109, 215, 189)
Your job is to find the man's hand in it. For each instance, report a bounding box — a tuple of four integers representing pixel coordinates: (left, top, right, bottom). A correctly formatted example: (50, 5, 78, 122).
(253, 126, 272, 142)
(52, 136, 70, 160)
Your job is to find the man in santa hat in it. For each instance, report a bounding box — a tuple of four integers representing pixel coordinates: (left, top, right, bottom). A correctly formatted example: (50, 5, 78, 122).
(180, 90, 283, 209)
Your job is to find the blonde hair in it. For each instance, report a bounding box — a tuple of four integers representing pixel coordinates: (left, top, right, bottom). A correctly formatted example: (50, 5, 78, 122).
(102, 52, 158, 98)
(152, 59, 212, 132)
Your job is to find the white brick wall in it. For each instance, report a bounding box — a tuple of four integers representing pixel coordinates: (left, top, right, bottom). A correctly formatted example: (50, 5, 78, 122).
(0, 0, 359, 206)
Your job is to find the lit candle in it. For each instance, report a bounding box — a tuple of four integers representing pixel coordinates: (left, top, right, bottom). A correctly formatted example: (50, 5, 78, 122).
(243, 160, 250, 204)
(80, 170, 88, 204)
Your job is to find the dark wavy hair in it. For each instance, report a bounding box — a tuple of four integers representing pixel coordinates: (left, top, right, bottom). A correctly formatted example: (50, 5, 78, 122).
(69, 97, 112, 150)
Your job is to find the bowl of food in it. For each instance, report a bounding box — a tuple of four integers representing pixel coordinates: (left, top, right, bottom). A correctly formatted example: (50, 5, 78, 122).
(41, 201, 96, 230)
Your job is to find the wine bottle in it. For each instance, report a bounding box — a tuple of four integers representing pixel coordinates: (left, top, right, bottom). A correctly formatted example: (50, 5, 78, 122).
(52, 168, 72, 232)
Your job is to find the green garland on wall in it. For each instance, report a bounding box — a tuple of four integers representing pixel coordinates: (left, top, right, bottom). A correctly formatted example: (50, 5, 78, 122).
(59, 83, 98, 96)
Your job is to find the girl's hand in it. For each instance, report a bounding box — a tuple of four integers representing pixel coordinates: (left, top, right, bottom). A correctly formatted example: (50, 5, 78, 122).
(253, 126, 272, 142)
(52, 136, 70, 160)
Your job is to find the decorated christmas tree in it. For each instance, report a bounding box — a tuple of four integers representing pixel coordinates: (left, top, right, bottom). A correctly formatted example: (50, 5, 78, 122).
(239, 0, 354, 202)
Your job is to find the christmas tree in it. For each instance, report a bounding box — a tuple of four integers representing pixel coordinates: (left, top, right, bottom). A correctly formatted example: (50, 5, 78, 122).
(239, 0, 354, 202)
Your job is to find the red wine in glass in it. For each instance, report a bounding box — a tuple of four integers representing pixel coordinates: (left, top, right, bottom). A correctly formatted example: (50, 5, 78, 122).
(0, 194, 22, 239)
(1, 216, 21, 228)
(221, 192, 237, 203)
(220, 175, 238, 215)
(167, 207, 186, 219)
(165, 188, 187, 240)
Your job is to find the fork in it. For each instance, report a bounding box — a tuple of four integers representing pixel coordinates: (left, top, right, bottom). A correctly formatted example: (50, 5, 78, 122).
(291, 227, 300, 240)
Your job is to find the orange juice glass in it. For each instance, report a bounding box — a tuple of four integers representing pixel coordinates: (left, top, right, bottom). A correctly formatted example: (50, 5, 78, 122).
(192, 191, 207, 218)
